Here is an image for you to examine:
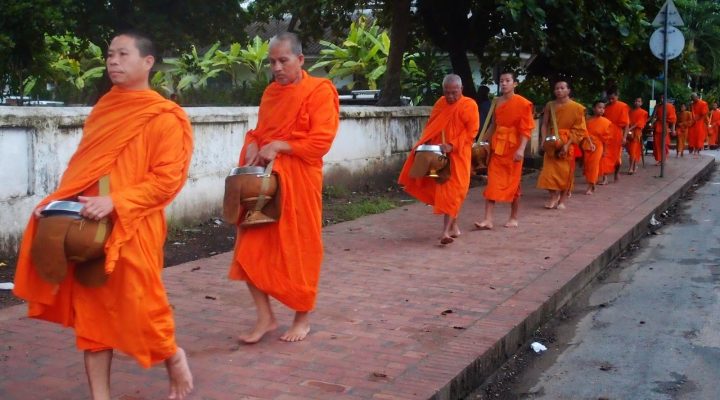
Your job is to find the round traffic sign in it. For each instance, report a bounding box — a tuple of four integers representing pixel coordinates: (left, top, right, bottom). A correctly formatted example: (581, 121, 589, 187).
(649, 26, 685, 60)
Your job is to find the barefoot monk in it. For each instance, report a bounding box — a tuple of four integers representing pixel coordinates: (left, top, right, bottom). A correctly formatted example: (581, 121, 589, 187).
(536, 79, 587, 210)
(13, 31, 194, 399)
(398, 74, 479, 245)
(228, 33, 340, 343)
(474, 71, 535, 229)
(689, 93, 709, 157)
(651, 95, 676, 165)
(602, 87, 630, 182)
(627, 97, 648, 174)
(584, 100, 613, 193)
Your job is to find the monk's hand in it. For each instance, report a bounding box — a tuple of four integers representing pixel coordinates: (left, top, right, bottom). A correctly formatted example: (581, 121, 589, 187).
(589, 143, 596, 152)
(513, 149, 524, 162)
(440, 143, 453, 153)
(243, 142, 260, 166)
(78, 196, 114, 221)
(258, 141, 291, 165)
(33, 205, 45, 218)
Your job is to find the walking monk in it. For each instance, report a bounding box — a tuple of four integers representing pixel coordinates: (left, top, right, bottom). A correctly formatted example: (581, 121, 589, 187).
(651, 95, 676, 165)
(676, 103, 692, 157)
(627, 97, 648, 174)
(474, 71, 535, 229)
(537, 79, 586, 209)
(229, 33, 340, 343)
(13, 31, 194, 399)
(707, 101, 720, 149)
(398, 74, 479, 245)
(689, 93, 709, 157)
(602, 87, 630, 182)
(583, 100, 613, 194)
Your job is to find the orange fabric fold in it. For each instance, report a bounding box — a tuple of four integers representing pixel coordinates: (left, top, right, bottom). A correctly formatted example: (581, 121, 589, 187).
(677, 110, 692, 154)
(537, 100, 586, 191)
(689, 100, 708, 149)
(584, 116, 612, 184)
(483, 95, 535, 202)
(13, 86, 194, 367)
(602, 100, 630, 172)
(228, 71, 340, 312)
(708, 109, 720, 146)
(628, 107, 648, 162)
(398, 96, 479, 218)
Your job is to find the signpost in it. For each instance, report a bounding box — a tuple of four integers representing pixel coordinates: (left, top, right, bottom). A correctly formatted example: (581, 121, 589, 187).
(649, 0, 684, 178)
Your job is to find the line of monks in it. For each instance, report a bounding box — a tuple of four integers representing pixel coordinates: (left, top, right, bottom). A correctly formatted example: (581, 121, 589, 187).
(399, 73, 717, 245)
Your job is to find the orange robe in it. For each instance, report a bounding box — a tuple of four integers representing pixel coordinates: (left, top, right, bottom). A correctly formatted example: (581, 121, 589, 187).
(584, 116, 613, 184)
(689, 99, 709, 149)
(628, 107, 648, 162)
(537, 100, 586, 191)
(677, 110, 692, 154)
(483, 94, 535, 202)
(398, 96, 480, 217)
(228, 71, 339, 312)
(602, 100, 630, 173)
(708, 109, 720, 147)
(13, 87, 194, 367)
(652, 103, 676, 161)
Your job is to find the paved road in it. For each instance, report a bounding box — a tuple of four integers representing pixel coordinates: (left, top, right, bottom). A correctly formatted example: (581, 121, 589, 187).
(480, 161, 720, 399)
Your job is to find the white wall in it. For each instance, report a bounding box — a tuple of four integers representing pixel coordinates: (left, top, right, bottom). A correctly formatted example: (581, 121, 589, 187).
(0, 105, 431, 253)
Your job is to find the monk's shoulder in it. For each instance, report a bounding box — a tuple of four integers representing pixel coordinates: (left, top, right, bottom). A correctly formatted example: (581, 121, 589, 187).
(145, 105, 188, 136)
(458, 96, 478, 112)
(568, 100, 585, 114)
(513, 95, 533, 108)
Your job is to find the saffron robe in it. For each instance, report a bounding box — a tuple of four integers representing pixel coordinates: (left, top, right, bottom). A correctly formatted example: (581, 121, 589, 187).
(689, 99, 709, 149)
(628, 107, 648, 163)
(13, 87, 194, 367)
(398, 96, 480, 218)
(653, 103, 676, 162)
(584, 116, 613, 185)
(537, 100, 586, 191)
(677, 110, 693, 154)
(708, 109, 720, 147)
(228, 71, 339, 312)
(601, 100, 630, 173)
(483, 94, 535, 202)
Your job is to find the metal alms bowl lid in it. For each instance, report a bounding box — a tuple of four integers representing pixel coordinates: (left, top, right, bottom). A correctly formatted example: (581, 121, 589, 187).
(229, 166, 266, 176)
(40, 200, 84, 217)
(544, 135, 558, 141)
(415, 144, 443, 153)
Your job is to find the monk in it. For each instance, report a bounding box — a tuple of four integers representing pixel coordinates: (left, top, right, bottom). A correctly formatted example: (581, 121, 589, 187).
(474, 71, 535, 229)
(583, 100, 613, 194)
(651, 95, 676, 165)
(398, 74, 480, 245)
(689, 93, 709, 157)
(676, 103, 692, 157)
(602, 89, 630, 183)
(13, 31, 194, 399)
(228, 33, 340, 344)
(627, 97, 648, 174)
(708, 102, 720, 149)
(537, 79, 586, 209)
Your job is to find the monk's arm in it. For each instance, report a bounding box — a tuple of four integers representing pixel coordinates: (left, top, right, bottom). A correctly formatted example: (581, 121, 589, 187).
(539, 104, 549, 139)
(110, 113, 191, 217)
(285, 83, 339, 162)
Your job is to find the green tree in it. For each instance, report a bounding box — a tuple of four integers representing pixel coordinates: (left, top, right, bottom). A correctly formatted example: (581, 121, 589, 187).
(309, 16, 391, 90)
(0, 0, 78, 102)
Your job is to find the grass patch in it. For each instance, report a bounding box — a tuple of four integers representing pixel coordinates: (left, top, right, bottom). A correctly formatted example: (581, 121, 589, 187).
(328, 198, 397, 223)
(323, 184, 351, 199)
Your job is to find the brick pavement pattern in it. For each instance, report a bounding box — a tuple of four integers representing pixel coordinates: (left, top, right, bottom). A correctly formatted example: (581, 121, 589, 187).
(0, 154, 714, 400)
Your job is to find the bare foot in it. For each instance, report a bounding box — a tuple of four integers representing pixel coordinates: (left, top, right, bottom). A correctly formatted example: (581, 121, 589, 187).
(504, 219, 519, 228)
(440, 236, 454, 245)
(598, 178, 608, 186)
(474, 221, 493, 230)
(280, 313, 310, 342)
(585, 188, 593, 195)
(238, 318, 278, 344)
(556, 203, 566, 210)
(450, 224, 461, 238)
(166, 348, 193, 400)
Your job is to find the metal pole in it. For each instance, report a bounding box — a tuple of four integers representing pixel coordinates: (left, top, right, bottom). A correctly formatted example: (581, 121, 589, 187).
(661, 5, 669, 178)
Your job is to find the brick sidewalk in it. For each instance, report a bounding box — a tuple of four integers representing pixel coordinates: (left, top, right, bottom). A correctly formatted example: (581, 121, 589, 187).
(0, 154, 714, 400)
